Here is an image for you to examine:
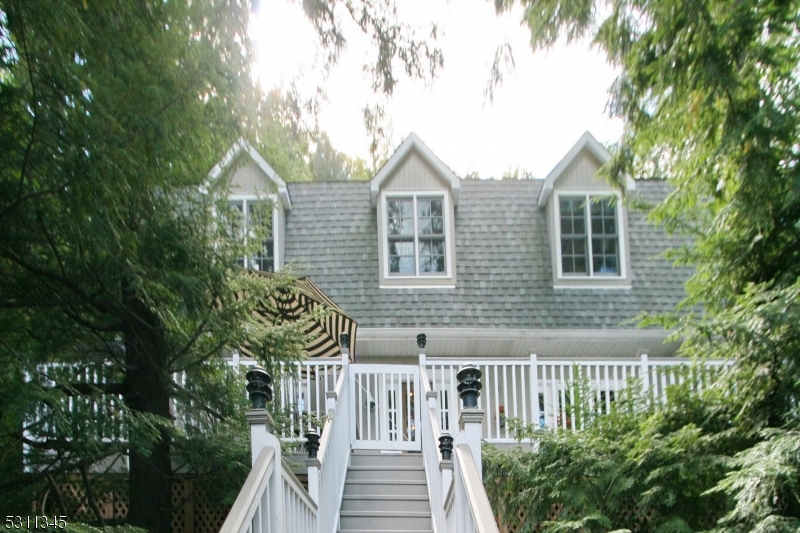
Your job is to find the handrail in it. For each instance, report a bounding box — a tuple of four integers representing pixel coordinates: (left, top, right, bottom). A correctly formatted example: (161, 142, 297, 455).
(317, 368, 347, 460)
(419, 366, 445, 533)
(316, 367, 350, 533)
(455, 444, 500, 533)
(220, 446, 275, 533)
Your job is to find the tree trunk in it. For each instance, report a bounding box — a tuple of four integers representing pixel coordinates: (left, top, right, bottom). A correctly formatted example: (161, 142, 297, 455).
(122, 293, 173, 533)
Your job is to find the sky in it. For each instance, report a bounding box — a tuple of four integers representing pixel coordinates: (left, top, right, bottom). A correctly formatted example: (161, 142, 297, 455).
(250, 0, 624, 179)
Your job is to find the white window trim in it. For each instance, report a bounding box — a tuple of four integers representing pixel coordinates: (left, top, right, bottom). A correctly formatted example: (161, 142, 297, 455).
(379, 190, 455, 285)
(554, 190, 627, 280)
(228, 193, 280, 272)
(382, 192, 452, 278)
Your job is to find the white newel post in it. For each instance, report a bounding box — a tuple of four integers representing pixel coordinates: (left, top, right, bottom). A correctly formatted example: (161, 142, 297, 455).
(306, 457, 320, 503)
(455, 364, 485, 479)
(530, 352, 540, 429)
(640, 351, 650, 402)
(341, 333, 351, 366)
(326, 390, 338, 416)
(458, 409, 484, 478)
(304, 428, 321, 505)
(245, 366, 284, 533)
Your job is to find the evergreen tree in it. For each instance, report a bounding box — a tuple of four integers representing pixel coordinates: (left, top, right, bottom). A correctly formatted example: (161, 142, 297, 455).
(0, 1, 307, 530)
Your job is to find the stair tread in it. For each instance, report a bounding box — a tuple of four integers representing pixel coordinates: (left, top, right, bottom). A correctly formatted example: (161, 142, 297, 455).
(342, 494, 428, 500)
(340, 510, 431, 517)
(348, 466, 425, 470)
(338, 530, 433, 533)
(345, 479, 427, 484)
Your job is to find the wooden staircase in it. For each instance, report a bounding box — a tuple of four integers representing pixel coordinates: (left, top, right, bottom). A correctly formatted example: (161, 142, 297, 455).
(339, 451, 433, 533)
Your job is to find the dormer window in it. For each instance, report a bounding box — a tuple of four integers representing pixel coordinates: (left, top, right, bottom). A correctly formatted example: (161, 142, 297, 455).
(371, 134, 460, 288)
(209, 139, 292, 273)
(387, 195, 447, 275)
(558, 194, 620, 277)
(539, 132, 633, 289)
(228, 197, 275, 272)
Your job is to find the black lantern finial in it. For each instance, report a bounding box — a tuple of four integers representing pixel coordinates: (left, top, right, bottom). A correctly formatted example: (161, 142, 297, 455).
(245, 366, 273, 409)
(417, 333, 427, 349)
(304, 430, 320, 459)
(456, 364, 483, 408)
(438, 433, 454, 460)
(340, 332, 350, 349)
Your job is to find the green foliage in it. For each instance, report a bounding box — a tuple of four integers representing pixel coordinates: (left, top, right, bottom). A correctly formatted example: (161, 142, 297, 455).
(485, 384, 745, 533)
(0, 1, 318, 530)
(710, 430, 800, 533)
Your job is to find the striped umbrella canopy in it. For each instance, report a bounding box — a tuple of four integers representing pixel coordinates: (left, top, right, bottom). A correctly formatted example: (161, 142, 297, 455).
(242, 273, 356, 361)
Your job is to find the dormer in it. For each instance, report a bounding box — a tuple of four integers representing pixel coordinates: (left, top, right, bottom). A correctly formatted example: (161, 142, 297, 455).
(539, 132, 635, 289)
(208, 139, 292, 272)
(371, 133, 460, 288)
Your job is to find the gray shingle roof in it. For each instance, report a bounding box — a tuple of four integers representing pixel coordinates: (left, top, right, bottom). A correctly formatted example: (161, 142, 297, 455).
(283, 179, 690, 329)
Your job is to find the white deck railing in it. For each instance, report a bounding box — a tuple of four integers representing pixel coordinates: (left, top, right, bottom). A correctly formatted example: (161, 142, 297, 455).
(219, 447, 276, 533)
(315, 368, 350, 533)
(453, 444, 500, 533)
(282, 460, 318, 533)
(219, 447, 319, 533)
(427, 355, 729, 441)
(232, 358, 343, 440)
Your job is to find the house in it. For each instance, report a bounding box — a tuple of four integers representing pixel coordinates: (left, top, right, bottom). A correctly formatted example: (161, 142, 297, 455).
(216, 132, 712, 533)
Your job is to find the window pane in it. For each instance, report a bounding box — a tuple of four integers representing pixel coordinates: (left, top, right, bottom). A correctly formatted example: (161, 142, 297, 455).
(573, 216, 585, 235)
(418, 197, 444, 236)
(420, 256, 431, 272)
(399, 257, 415, 273)
(389, 238, 415, 274)
(574, 256, 586, 274)
(251, 237, 275, 273)
(419, 237, 445, 273)
(388, 199, 413, 236)
(228, 201, 244, 239)
(418, 218, 431, 235)
(418, 200, 431, 217)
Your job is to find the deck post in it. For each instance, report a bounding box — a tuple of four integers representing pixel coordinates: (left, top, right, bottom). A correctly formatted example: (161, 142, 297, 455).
(304, 430, 321, 504)
(640, 351, 650, 403)
(530, 352, 540, 429)
(456, 364, 485, 479)
(245, 367, 283, 533)
(418, 332, 427, 367)
(341, 333, 351, 365)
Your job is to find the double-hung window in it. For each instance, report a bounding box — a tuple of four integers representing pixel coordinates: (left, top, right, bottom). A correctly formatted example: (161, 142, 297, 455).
(228, 198, 274, 272)
(386, 195, 447, 276)
(558, 194, 620, 276)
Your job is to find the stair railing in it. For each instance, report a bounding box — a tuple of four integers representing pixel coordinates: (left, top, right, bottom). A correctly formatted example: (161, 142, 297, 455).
(312, 347, 350, 533)
(418, 335, 500, 533)
(451, 443, 498, 533)
(420, 364, 446, 533)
